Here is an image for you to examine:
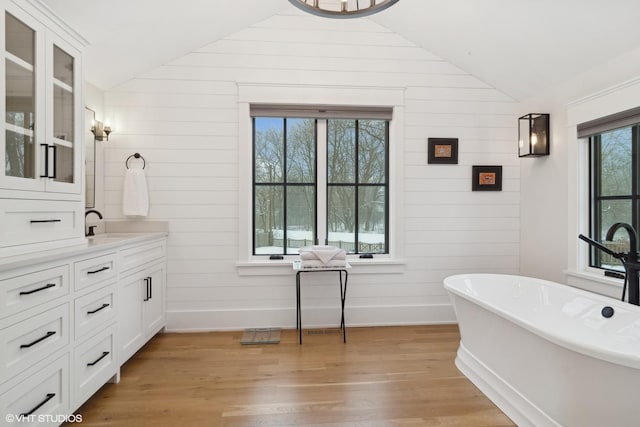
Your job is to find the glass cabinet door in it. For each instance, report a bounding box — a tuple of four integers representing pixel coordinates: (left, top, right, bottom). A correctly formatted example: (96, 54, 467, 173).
(2, 11, 42, 191)
(1, 7, 82, 195)
(45, 33, 81, 194)
(51, 44, 74, 184)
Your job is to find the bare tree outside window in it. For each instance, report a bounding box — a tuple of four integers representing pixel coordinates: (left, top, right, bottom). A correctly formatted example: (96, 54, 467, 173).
(590, 125, 638, 269)
(253, 114, 389, 256)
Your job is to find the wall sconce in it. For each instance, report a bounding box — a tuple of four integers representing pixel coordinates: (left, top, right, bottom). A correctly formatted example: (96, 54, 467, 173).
(518, 113, 549, 157)
(91, 120, 112, 141)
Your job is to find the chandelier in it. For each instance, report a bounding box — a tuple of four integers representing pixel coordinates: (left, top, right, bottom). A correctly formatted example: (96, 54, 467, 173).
(288, 0, 400, 19)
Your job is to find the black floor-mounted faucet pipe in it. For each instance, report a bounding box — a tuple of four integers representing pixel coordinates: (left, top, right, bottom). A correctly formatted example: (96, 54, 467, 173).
(579, 222, 640, 306)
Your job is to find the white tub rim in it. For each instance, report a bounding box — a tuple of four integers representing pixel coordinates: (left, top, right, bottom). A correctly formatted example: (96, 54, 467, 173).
(444, 273, 640, 370)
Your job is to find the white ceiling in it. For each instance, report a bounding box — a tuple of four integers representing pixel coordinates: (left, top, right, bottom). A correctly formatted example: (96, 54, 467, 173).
(42, 0, 640, 101)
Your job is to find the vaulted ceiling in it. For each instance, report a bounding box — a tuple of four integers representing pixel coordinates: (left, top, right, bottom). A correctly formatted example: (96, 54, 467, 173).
(43, 0, 640, 101)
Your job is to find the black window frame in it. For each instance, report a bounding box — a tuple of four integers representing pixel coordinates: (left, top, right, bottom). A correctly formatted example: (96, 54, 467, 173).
(326, 119, 389, 255)
(588, 124, 640, 270)
(252, 114, 391, 257)
(252, 117, 318, 256)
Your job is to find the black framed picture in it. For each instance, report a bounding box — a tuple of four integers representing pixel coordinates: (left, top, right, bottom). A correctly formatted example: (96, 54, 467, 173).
(428, 138, 458, 164)
(472, 165, 502, 191)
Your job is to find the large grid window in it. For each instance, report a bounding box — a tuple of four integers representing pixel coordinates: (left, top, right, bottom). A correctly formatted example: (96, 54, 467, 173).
(252, 111, 389, 256)
(588, 124, 640, 270)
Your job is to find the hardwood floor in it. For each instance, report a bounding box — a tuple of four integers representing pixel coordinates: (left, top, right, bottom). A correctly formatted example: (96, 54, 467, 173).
(73, 325, 514, 426)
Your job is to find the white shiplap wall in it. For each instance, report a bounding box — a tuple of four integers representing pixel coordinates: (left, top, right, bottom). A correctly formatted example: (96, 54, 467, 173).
(103, 8, 520, 331)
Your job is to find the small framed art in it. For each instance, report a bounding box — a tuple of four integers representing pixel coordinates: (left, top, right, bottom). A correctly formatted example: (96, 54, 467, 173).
(428, 138, 458, 164)
(472, 165, 502, 191)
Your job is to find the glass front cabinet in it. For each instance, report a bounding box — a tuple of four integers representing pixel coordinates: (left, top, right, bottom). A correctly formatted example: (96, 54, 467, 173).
(1, 2, 83, 195)
(0, 1, 86, 256)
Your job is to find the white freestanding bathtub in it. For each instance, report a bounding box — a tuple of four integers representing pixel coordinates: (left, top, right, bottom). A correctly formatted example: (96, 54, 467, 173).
(444, 273, 640, 427)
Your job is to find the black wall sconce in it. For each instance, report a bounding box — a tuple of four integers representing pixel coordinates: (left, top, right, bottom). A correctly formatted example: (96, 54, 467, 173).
(91, 120, 112, 141)
(518, 113, 549, 157)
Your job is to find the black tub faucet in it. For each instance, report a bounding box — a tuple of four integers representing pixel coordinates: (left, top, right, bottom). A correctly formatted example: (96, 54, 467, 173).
(85, 209, 103, 237)
(606, 222, 638, 261)
(606, 222, 640, 305)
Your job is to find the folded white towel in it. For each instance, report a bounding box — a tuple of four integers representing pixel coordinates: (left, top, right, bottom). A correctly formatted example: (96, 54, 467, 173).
(299, 245, 346, 264)
(122, 167, 149, 217)
(300, 259, 348, 269)
(299, 251, 347, 261)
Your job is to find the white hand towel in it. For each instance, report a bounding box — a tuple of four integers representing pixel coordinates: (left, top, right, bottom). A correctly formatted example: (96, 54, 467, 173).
(122, 168, 149, 217)
(299, 246, 347, 264)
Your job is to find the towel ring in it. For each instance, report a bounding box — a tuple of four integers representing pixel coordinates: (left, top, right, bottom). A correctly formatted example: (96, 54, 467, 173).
(126, 153, 146, 169)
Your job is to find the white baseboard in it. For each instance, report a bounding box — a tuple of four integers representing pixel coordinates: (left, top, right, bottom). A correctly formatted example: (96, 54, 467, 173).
(455, 342, 560, 427)
(165, 304, 456, 332)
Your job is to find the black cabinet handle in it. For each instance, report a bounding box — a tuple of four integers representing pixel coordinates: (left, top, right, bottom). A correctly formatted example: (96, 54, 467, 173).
(149, 276, 153, 299)
(19, 283, 56, 296)
(143, 277, 150, 301)
(30, 219, 61, 223)
(49, 145, 56, 178)
(20, 393, 55, 417)
(39, 143, 49, 178)
(87, 351, 110, 367)
(87, 303, 110, 315)
(20, 331, 56, 348)
(87, 266, 110, 275)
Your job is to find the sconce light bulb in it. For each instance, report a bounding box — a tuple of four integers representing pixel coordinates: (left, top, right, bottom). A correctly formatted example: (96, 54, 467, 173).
(531, 134, 538, 146)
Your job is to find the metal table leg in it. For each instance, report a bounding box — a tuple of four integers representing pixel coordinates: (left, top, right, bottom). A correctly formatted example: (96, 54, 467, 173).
(339, 270, 348, 343)
(296, 268, 348, 344)
(296, 271, 302, 344)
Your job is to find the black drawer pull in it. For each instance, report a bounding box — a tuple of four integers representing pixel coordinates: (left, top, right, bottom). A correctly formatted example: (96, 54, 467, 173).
(20, 331, 56, 348)
(87, 303, 110, 315)
(19, 283, 56, 295)
(87, 266, 110, 275)
(143, 277, 150, 301)
(87, 351, 110, 367)
(29, 219, 62, 223)
(20, 393, 55, 417)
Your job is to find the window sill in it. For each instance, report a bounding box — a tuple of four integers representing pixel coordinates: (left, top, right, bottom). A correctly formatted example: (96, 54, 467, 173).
(236, 257, 406, 276)
(564, 269, 624, 299)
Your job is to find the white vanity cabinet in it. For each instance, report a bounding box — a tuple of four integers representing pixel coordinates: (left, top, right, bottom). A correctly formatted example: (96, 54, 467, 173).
(0, 0, 86, 256)
(0, 260, 72, 425)
(70, 250, 118, 410)
(0, 233, 167, 424)
(118, 239, 166, 365)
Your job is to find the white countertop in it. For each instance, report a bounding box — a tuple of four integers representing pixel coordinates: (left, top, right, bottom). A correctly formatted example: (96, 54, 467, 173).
(0, 232, 168, 271)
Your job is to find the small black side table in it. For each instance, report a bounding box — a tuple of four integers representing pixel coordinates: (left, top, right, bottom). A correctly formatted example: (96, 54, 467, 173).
(294, 262, 350, 344)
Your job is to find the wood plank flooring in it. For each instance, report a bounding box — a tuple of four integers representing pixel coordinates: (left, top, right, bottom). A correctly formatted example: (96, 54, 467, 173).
(73, 325, 514, 426)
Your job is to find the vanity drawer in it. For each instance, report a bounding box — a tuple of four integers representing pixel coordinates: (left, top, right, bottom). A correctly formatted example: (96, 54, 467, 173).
(0, 264, 70, 320)
(120, 239, 166, 273)
(0, 353, 69, 426)
(0, 199, 83, 248)
(74, 324, 116, 406)
(74, 252, 117, 291)
(0, 303, 70, 384)
(74, 284, 116, 340)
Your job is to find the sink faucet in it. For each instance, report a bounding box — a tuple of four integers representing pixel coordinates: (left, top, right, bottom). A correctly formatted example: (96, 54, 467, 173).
(606, 222, 639, 305)
(85, 209, 103, 237)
